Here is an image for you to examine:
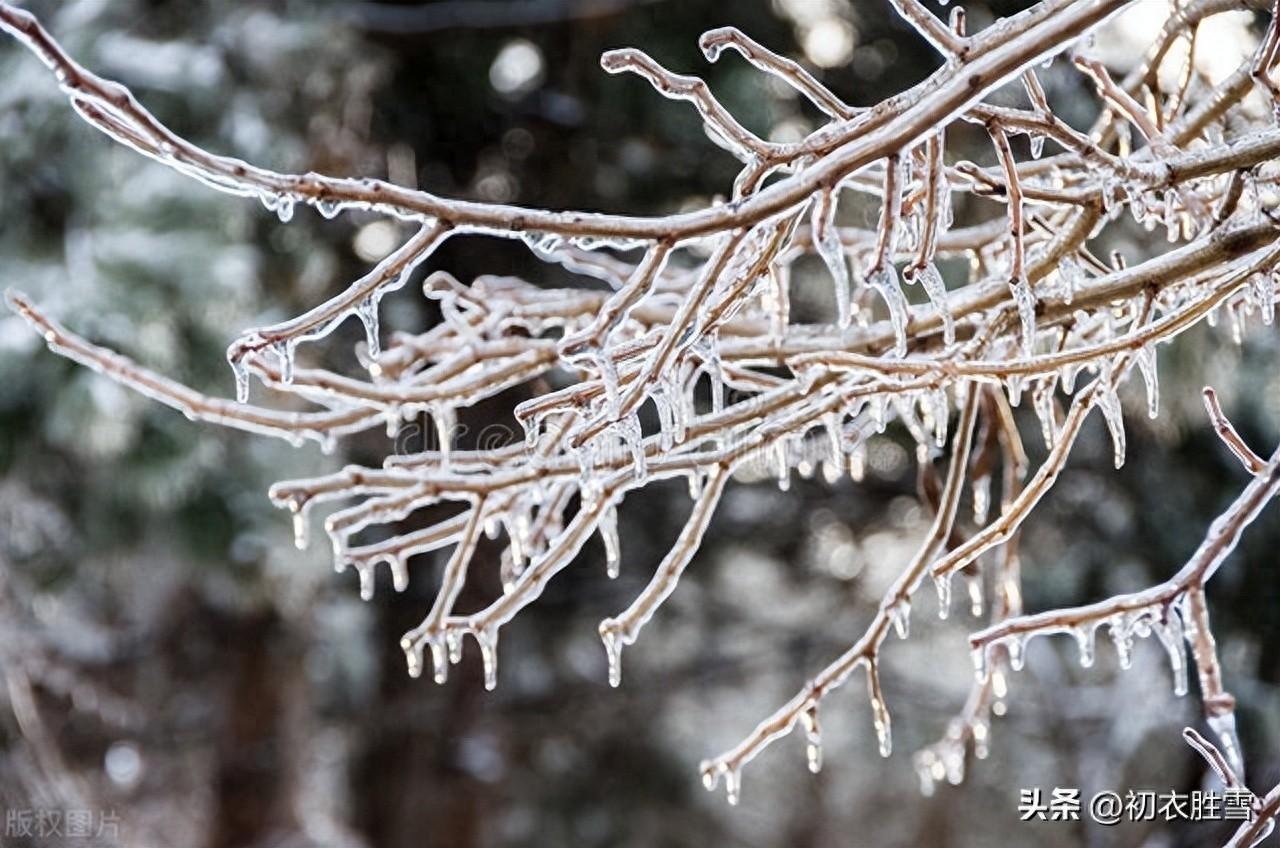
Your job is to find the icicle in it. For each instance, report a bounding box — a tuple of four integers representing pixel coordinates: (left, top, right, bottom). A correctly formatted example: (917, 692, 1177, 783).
(800, 703, 823, 774)
(229, 352, 250, 403)
(1101, 175, 1121, 218)
(1129, 187, 1149, 225)
(971, 644, 989, 683)
(600, 625, 623, 688)
(316, 198, 342, 219)
(867, 665, 892, 757)
(972, 717, 991, 760)
(1057, 255, 1082, 305)
(389, 555, 409, 593)
(385, 405, 401, 439)
(1154, 615, 1188, 696)
(1029, 133, 1045, 159)
(774, 440, 790, 491)
(577, 445, 602, 512)
(824, 411, 842, 464)
(357, 563, 375, 601)
(274, 339, 296, 385)
(447, 630, 463, 664)
(1006, 636, 1025, 671)
(871, 396, 887, 433)
(1108, 615, 1133, 669)
(1005, 374, 1024, 407)
(934, 573, 952, 620)
(429, 637, 449, 684)
(652, 388, 675, 452)
(1164, 188, 1181, 242)
(1011, 276, 1036, 356)
(706, 346, 725, 415)
(927, 386, 948, 447)
(273, 194, 295, 223)
(915, 263, 955, 345)
(889, 598, 911, 639)
(724, 767, 742, 806)
(766, 264, 790, 344)
(812, 190, 852, 328)
(622, 414, 647, 484)
(401, 634, 425, 679)
(1061, 362, 1080, 394)
(600, 503, 621, 579)
(869, 264, 909, 357)
(292, 507, 309, 551)
(1232, 301, 1246, 345)
(1097, 387, 1126, 468)
(966, 573, 984, 618)
(668, 374, 689, 445)
(916, 751, 942, 796)
(522, 411, 543, 452)
(1259, 271, 1278, 325)
(1208, 712, 1244, 776)
(433, 404, 456, 466)
(1137, 344, 1159, 419)
(357, 295, 382, 357)
(597, 352, 621, 418)
(687, 470, 704, 500)
(1033, 382, 1056, 449)
(701, 763, 718, 792)
(476, 627, 499, 691)
(972, 474, 991, 525)
(849, 442, 866, 482)
(821, 411, 844, 484)
(1075, 625, 1096, 668)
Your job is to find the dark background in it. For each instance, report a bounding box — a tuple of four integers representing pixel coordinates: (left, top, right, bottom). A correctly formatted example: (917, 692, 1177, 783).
(1, 1, 1279, 846)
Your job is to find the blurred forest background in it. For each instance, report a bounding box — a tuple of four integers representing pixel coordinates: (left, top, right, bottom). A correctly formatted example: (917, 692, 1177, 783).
(1, 0, 1279, 846)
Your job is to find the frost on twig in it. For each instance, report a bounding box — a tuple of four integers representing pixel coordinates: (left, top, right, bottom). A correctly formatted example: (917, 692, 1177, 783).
(6, 0, 1280, 808)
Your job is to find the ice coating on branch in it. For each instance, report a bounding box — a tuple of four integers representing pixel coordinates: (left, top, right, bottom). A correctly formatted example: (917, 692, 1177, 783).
(10, 0, 1280, 809)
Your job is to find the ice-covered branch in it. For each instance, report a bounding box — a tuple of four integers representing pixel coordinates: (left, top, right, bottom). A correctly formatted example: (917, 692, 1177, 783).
(7, 0, 1280, 809)
(970, 412, 1280, 773)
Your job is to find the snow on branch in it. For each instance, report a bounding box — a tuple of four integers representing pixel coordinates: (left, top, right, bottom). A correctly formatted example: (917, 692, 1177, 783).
(6, 0, 1280, 816)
